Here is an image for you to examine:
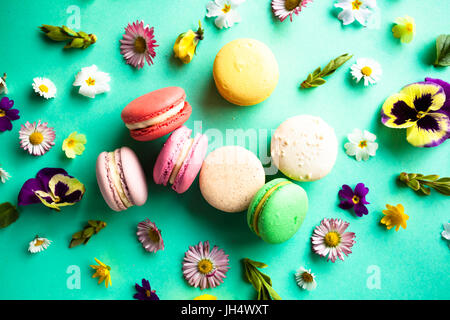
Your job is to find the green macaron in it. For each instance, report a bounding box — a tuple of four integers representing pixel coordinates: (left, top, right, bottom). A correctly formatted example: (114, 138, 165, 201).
(247, 178, 308, 244)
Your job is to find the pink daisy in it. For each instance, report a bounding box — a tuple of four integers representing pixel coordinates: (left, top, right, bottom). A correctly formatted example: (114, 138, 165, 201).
(19, 120, 55, 156)
(137, 219, 164, 253)
(119, 20, 158, 69)
(182, 241, 230, 290)
(272, 0, 312, 22)
(311, 218, 356, 263)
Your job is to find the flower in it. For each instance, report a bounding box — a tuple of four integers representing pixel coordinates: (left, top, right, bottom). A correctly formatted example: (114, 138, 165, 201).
(32, 77, 57, 99)
(311, 218, 356, 262)
(120, 21, 158, 69)
(381, 80, 450, 148)
(0, 165, 11, 183)
(380, 204, 408, 231)
(350, 58, 382, 86)
(182, 240, 230, 289)
(442, 223, 450, 248)
(392, 16, 415, 44)
(18, 168, 85, 211)
(206, 0, 245, 29)
(90, 258, 111, 288)
(334, 0, 377, 26)
(28, 236, 51, 253)
(173, 21, 205, 64)
(73, 65, 110, 98)
(271, 0, 312, 22)
(338, 183, 370, 217)
(134, 278, 159, 300)
(295, 267, 317, 290)
(19, 120, 55, 156)
(62, 132, 86, 159)
(0, 97, 20, 132)
(344, 128, 378, 161)
(194, 294, 218, 300)
(0, 73, 8, 94)
(137, 219, 164, 253)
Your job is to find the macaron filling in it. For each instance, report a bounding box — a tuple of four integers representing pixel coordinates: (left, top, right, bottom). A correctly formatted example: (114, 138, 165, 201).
(106, 151, 133, 208)
(169, 138, 194, 185)
(252, 180, 292, 236)
(125, 101, 185, 130)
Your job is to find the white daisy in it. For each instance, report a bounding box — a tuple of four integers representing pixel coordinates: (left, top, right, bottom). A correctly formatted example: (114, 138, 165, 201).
(344, 128, 378, 161)
(271, 0, 312, 22)
(28, 236, 52, 253)
(32, 77, 57, 99)
(19, 120, 56, 156)
(295, 267, 317, 291)
(350, 58, 382, 86)
(73, 65, 110, 98)
(334, 0, 377, 26)
(0, 73, 8, 94)
(442, 223, 450, 247)
(0, 166, 11, 183)
(206, 0, 245, 29)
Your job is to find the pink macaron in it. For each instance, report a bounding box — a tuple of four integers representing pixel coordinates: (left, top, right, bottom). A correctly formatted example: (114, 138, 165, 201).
(153, 126, 208, 194)
(96, 146, 148, 212)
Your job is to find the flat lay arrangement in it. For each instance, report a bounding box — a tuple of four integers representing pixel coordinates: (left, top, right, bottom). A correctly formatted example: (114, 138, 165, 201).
(0, 0, 449, 300)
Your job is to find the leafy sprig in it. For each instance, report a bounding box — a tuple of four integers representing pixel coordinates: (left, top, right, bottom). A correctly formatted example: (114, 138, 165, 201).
(69, 220, 107, 248)
(39, 25, 97, 49)
(242, 258, 282, 300)
(399, 172, 450, 196)
(0, 202, 19, 228)
(434, 34, 450, 67)
(301, 53, 353, 89)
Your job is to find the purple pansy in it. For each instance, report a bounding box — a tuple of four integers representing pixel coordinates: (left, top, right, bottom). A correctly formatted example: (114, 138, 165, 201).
(338, 183, 370, 217)
(18, 168, 85, 212)
(0, 97, 20, 132)
(133, 279, 159, 301)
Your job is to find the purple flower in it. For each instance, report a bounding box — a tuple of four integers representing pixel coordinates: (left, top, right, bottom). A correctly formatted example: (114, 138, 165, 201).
(133, 279, 159, 300)
(338, 183, 370, 217)
(0, 97, 20, 132)
(18, 168, 85, 211)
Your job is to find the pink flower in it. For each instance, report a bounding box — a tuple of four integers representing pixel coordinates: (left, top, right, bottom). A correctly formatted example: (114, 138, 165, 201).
(119, 20, 158, 69)
(311, 218, 356, 262)
(182, 241, 230, 290)
(19, 120, 55, 156)
(137, 219, 164, 253)
(272, 0, 312, 22)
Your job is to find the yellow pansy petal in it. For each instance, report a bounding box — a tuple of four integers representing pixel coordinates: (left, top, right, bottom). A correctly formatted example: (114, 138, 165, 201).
(406, 113, 450, 147)
(381, 93, 416, 128)
(400, 83, 445, 112)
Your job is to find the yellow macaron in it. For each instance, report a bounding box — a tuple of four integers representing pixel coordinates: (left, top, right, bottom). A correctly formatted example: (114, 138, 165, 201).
(213, 38, 279, 106)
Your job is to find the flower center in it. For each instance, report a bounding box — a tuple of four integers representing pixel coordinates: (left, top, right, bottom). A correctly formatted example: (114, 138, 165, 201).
(34, 239, 45, 246)
(145, 290, 151, 297)
(67, 139, 75, 148)
(358, 140, 367, 148)
(39, 84, 49, 93)
(147, 228, 161, 243)
(417, 111, 426, 119)
(53, 196, 61, 203)
(197, 259, 214, 274)
(352, 0, 362, 10)
(134, 36, 147, 54)
(406, 23, 414, 32)
(222, 4, 231, 13)
(352, 195, 360, 204)
(324, 231, 341, 247)
(0, 110, 5, 117)
(361, 66, 372, 76)
(29, 132, 44, 145)
(285, 0, 301, 11)
(85, 77, 96, 86)
(97, 268, 109, 277)
(301, 272, 313, 283)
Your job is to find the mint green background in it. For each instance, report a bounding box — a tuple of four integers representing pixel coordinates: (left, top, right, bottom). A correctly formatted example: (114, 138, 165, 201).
(0, 0, 449, 300)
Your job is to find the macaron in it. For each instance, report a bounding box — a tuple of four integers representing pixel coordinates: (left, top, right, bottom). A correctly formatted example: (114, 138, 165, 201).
(213, 38, 279, 106)
(153, 126, 208, 194)
(96, 147, 148, 212)
(271, 115, 338, 182)
(121, 87, 192, 141)
(247, 178, 308, 244)
(199, 146, 265, 213)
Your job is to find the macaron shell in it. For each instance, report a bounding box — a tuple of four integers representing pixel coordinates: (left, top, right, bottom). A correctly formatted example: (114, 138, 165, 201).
(271, 115, 338, 181)
(96, 151, 126, 212)
(199, 146, 265, 213)
(119, 147, 148, 206)
(172, 133, 208, 194)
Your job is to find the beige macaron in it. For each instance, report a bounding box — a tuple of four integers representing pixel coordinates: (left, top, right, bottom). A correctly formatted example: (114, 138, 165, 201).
(271, 115, 338, 181)
(199, 146, 266, 213)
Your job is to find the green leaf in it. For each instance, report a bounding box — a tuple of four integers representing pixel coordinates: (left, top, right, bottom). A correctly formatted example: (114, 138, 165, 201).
(434, 34, 450, 67)
(245, 258, 268, 269)
(241, 258, 281, 300)
(0, 202, 19, 228)
(69, 238, 85, 248)
(435, 177, 450, 183)
(418, 175, 439, 182)
(430, 184, 450, 196)
(71, 231, 83, 239)
(407, 179, 421, 191)
(82, 227, 94, 238)
(419, 185, 431, 195)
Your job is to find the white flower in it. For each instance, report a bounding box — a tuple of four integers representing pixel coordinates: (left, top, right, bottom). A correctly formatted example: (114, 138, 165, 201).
(0, 75, 8, 95)
(73, 65, 110, 98)
(350, 58, 382, 86)
(0, 166, 11, 183)
(295, 267, 317, 291)
(206, 0, 245, 29)
(442, 223, 450, 246)
(344, 128, 378, 161)
(32, 77, 57, 99)
(28, 236, 52, 253)
(334, 0, 377, 26)
(19, 120, 56, 156)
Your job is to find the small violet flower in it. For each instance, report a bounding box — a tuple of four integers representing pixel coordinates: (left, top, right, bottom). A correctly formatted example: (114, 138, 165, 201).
(134, 279, 159, 300)
(338, 183, 370, 217)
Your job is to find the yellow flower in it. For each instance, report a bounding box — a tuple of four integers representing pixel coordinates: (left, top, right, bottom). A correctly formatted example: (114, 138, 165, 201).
(194, 294, 217, 300)
(62, 132, 86, 158)
(173, 21, 204, 64)
(381, 204, 409, 231)
(392, 16, 415, 43)
(90, 258, 112, 288)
